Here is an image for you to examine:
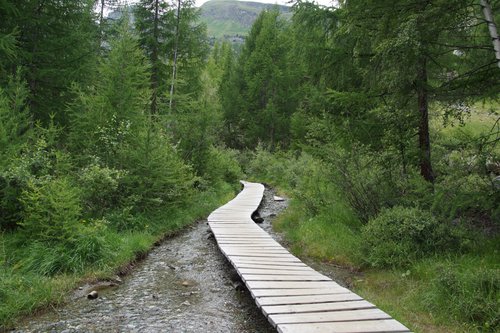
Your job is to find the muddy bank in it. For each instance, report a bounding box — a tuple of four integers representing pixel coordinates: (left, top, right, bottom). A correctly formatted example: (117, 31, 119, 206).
(13, 186, 354, 332)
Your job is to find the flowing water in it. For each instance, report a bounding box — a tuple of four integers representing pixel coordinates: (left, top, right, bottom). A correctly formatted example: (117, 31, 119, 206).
(13, 187, 352, 333)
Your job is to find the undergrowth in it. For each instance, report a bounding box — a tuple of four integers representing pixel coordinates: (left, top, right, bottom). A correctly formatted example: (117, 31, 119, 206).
(0, 181, 234, 328)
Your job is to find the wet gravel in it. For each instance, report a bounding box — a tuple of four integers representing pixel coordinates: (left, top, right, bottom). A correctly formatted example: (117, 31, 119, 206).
(13, 186, 353, 332)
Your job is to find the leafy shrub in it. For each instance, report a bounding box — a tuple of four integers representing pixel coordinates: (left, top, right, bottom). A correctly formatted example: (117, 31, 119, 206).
(426, 263, 499, 331)
(433, 173, 498, 224)
(79, 162, 125, 215)
(361, 206, 452, 267)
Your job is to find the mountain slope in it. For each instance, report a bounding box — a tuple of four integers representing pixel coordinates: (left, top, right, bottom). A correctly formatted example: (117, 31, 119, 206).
(200, 0, 291, 38)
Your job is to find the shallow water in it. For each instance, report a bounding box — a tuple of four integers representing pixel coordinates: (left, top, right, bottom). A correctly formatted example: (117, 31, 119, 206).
(13, 187, 352, 333)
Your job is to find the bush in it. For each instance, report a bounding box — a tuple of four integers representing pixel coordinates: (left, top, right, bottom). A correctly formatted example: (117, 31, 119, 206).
(362, 206, 452, 267)
(79, 162, 125, 216)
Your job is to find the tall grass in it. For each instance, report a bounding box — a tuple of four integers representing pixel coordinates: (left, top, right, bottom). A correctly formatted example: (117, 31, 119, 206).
(0, 181, 235, 328)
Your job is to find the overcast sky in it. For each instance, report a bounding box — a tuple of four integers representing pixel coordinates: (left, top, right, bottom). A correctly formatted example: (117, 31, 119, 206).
(121, 0, 337, 8)
(194, 0, 337, 6)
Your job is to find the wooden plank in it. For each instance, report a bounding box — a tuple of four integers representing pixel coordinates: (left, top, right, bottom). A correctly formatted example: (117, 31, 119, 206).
(217, 242, 281, 246)
(223, 252, 299, 259)
(235, 264, 315, 271)
(220, 248, 289, 253)
(230, 257, 302, 263)
(256, 293, 362, 306)
(251, 288, 350, 298)
(269, 308, 391, 325)
(237, 268, 320, 275)
(242, 274, 331, 282)
(233, 261, 308, 268)
(246, 281, 341, 289)
(262, 300, 376, 315)
(277, 320, 411, 333)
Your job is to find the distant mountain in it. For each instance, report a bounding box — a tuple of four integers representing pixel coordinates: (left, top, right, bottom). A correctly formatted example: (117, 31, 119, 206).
(200, 0, 291, 39)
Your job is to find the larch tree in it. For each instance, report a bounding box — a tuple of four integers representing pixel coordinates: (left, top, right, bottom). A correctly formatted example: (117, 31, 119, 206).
(341, 0, 500, 183)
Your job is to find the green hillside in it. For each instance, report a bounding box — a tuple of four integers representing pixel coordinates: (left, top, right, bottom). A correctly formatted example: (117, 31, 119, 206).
(200, 0, 291, 38)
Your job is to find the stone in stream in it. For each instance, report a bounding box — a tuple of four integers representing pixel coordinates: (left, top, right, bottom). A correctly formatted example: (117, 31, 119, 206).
(251, 211, 264, 223)
(273, 195, 285, 201)
(87, 291, 98, 299)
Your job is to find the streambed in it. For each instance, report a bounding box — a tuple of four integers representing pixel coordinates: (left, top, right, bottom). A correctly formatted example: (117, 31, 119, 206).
(13, 187, 351, 333)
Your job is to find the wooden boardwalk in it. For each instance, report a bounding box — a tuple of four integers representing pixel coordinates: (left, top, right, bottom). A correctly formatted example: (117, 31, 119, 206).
(208, 181, 411, 333)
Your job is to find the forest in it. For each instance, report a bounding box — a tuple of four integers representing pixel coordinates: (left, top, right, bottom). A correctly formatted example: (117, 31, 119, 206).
(0, 0, 499, 332)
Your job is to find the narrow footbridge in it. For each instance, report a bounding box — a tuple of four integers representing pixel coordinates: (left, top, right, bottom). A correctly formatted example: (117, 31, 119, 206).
(208, 181, 411, 333)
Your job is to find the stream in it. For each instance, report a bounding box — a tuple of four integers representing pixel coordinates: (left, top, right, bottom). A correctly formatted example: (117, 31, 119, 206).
(13, 187, 352, 333)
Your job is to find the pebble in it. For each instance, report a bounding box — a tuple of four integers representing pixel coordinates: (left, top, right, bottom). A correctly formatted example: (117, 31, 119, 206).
(87, 291, 98, 300)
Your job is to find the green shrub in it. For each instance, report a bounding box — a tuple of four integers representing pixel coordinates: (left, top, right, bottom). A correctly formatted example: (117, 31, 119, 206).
(79, 162, 125, 215)
(433, 173, 499, 224)
(362, 206, 452, 267)
(426, 263, 499, 331)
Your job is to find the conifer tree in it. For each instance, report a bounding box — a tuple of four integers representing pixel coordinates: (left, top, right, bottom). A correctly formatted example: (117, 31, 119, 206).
(3, 0, 98, 126)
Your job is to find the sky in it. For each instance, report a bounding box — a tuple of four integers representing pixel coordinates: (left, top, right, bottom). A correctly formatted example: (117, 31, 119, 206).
(193, 0, 337, 6)
(120, 0, 337, 8)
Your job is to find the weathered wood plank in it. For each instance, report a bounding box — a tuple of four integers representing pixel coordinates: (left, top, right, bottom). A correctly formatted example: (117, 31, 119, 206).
(256, 293, 362, 306)
(233, 261, 308, 268)
(250, 288, 350, 298)
(277, 320, 411, 333)
(246, 281, 341, 289)
(237, 268, 320, 275)
(262, 300, 376, 315)
(242, 274, 331, 282)
(269, 308, 391, 325)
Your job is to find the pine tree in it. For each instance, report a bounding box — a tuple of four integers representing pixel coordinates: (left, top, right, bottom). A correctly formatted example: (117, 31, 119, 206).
(3, 0, 98, 126)
(69, 15, 151, 166)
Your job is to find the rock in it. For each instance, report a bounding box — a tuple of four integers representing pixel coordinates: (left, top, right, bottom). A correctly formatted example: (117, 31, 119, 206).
(78, 287, 83, 290)
(182, 281, 190, 287)
(273, 195, 285, 201)
(110, 275, 122, 284)
(87, 290, 98, 299)
(251, 211, 264, 223)
(181, 300, 191, 306)
(167, 264, 177, 270)
(232, 281, 245, 291)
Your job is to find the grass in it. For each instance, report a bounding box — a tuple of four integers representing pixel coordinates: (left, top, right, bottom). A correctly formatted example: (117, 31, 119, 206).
(244, 123, 499, 332)
(354, 240, 499, 333)
(274, 199, 363, 267)
(0, 181, 235, 329)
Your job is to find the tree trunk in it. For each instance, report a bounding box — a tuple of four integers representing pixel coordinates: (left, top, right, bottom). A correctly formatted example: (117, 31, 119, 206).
(169, 0, 181, 111)
(99, 0, 105, 27)
(480, 0, 500, 69)
(417, 57, 435, 183)
(151, 0, 159, 115)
